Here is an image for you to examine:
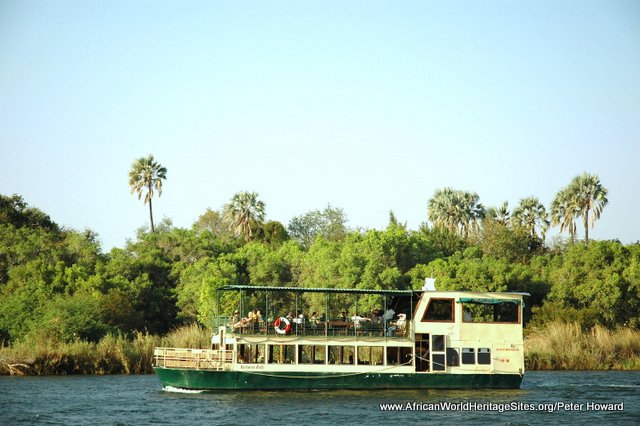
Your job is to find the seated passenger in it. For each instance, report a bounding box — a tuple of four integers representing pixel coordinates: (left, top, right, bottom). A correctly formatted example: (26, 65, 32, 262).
(396, 313, 407, 332)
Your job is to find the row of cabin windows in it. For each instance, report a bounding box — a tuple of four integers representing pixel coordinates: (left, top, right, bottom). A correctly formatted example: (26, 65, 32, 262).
(423, 299, 519, 323)
(428, 348, 492, 370)
(237, 344, 412, 366)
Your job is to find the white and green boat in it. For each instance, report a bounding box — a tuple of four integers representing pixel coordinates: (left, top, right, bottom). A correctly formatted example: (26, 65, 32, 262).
(154, 284, 527, 390)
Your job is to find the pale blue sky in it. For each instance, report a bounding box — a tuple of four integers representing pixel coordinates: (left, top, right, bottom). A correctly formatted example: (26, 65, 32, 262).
(1, 1, 639, 251)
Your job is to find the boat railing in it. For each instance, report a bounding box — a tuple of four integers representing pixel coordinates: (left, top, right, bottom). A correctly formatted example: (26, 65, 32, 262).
(219, 319, 413, 339)
(154, 347, 235, 370)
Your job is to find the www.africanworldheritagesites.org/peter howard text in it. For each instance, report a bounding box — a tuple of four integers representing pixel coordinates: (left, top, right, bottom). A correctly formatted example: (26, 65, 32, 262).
(379, 401, 624, 413)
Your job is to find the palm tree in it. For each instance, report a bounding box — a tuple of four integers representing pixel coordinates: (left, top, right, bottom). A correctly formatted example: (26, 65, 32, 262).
(550, 187, 578, 243)
(551, 173, 608, 243)
(428, 188, 484, 238)
(486, 201, 510, 226)
(128, 155, 167, 232)
(223, 191, 266, 240)
(569, 173, 608, 243)
(512, 197, 549, 239)
(427, 188, 459, 234)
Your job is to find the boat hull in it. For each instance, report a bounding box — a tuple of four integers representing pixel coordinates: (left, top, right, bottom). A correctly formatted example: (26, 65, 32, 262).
(154, 367, 523, 390)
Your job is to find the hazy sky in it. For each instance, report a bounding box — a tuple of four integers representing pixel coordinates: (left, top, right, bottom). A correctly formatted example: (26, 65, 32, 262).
(1, 1, 639, 251)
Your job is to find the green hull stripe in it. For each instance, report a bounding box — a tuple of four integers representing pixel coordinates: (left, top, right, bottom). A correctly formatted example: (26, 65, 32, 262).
(154, 367, 523, 390)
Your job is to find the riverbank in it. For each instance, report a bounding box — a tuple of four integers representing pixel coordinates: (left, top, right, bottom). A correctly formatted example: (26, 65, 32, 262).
(0, 324, 209, 375)
(525, 322, 640, 370)
(2, 322, 639, 375)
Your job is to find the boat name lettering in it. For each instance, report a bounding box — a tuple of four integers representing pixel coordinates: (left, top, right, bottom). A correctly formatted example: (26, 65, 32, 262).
(239, 364, 265, 370)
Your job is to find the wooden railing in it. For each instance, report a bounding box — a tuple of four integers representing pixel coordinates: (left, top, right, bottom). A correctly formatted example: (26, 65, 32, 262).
(154, 348, 235, 370)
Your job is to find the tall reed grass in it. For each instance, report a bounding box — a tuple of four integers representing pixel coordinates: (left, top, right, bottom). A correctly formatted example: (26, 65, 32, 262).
(0, 324, 211, 375)
(525, 322, 640, 370)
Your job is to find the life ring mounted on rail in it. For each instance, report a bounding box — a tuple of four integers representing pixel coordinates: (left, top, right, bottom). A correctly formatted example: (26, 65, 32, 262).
(274, 317, 292, 335)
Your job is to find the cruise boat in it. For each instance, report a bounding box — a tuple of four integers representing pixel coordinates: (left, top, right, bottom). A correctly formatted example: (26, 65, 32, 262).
(153, 284, 527, 390)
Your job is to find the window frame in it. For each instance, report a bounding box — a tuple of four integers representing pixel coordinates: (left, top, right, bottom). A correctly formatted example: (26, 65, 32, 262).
(421, 298, 455, 323)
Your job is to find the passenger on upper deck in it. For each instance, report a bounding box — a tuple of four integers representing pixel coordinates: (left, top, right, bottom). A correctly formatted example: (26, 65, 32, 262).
(396, 313, 407, 331)
(370, 309, 382, 326)
(382, 308, 395, 321)
(351, 313, 368, 328)
(230, 310, 241, 331)
(386, 312, 406, 336)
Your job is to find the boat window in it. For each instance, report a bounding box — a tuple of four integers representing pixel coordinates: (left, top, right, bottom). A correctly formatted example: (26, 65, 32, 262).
(422, 299, 454, 322)
(371, 347, 383, 365)
(386, 347, 400, 365)
(400, 347, 413, 366)
(298, 345, 313, 364)
(356, 346, 383, 365)
(478, 348, 491, 365)
(313, 346, 326, 364)
(299, 345, 326, 364)
(268, 344, 295, 364)
(446, 348, 460, 367)
(432, 335, 445, 352)
(461, 347, 475, 364)
(432, 354, 446, 371)
(329, 346, 354, 364)
(388, 347, 413, 366)
(461, 301, 520, 323)
(238, 344, 264, 363)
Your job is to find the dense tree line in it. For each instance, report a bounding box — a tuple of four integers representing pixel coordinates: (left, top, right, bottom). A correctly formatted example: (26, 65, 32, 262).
(1, 170, 635, 345)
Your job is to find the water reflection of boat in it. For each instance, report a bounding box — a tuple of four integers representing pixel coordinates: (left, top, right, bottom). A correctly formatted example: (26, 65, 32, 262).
(154, 284, 527, 390)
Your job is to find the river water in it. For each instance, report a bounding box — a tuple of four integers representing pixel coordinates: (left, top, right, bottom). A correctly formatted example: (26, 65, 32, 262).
(0, 371, 638, 425)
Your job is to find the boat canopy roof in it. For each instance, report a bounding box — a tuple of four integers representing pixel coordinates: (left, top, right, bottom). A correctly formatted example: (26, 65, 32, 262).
(218, 285, 415, 296)
(217, 285, 530, 298)
(458, 297, 523, 305)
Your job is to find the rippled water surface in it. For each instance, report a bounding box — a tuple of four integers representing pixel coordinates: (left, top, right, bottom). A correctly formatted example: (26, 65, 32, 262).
(1, 371, 638, 425)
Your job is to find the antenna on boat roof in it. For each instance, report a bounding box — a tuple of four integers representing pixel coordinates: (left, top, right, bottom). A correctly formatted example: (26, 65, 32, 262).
(423, 277, 436, 291)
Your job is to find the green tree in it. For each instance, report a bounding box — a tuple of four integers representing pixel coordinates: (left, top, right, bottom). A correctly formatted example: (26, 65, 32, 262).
(0, 194, 59, 232)
(259, 221, 290, 247)
(477, 218, 541, 263)
(534, 241, 633, 328)
(193, 208, 235, 241)
(512, 197, 549, 239)
(288, 205, 348, 248)
(223, 191, 266, 241)
(128, 155, 167, 233)
(35, 292, 108, 343)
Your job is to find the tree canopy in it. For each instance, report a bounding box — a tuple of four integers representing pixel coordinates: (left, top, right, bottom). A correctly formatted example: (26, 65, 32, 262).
(0, 172, 625, 344)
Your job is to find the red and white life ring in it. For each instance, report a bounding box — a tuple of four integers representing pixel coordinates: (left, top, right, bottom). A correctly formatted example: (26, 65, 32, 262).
(274, 317, 291, 334)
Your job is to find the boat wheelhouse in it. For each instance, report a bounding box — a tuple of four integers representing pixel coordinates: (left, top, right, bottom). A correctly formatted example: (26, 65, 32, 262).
(153, 285, 527, 390)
